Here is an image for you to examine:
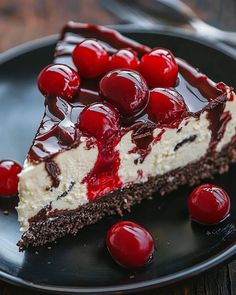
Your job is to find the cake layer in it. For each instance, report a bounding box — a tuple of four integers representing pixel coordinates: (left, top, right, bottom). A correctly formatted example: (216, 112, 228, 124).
(18, 138, 236, 250)
(17, 92, 236, 231)
(17, 22, 236, 246)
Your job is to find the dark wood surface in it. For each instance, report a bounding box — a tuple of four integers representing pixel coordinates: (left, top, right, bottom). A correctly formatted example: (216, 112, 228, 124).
(0, 0, 235, 294)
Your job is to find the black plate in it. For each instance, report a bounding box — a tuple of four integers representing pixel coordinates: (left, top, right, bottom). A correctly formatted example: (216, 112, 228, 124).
(0, 29, 236, 294)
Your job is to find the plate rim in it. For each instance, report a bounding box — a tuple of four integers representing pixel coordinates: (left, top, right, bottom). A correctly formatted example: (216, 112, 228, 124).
(0, 26, 235, 64)
(1, 244, 235, 294)
(0, 28, 236, 294)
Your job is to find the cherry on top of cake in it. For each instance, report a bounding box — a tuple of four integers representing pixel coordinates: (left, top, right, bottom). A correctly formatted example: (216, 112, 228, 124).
(28, 22, 231, 163)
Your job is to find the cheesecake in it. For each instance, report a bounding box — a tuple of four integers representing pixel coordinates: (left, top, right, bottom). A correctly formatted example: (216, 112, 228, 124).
(17, 22, 236, 250)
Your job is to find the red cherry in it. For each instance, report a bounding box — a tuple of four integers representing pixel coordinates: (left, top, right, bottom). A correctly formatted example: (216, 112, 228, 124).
(106, 221, 154, 268)
(0, 160, 22, 196)
(147, 88, 186, 125)
(100, 69, 149, 116)
(140, 48, 178, 88)
(109, 49, 139, 71)
(38, 64, 80, 101)
(188, 184, 230, 225)
(78, 102, 120, 140)
(72, 39, 109, 78)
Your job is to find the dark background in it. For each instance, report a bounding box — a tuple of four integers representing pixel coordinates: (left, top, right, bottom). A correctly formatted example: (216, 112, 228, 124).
(0, 0, 236, 294)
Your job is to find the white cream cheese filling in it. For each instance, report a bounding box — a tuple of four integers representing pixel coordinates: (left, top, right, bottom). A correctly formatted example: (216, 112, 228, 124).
(17, 92, 236, 231)
(118, 112, 211, 184)
(17, 141, 98, 231)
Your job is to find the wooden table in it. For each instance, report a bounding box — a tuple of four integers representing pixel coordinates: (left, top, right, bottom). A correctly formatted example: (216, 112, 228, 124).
(0, 0, 235, 294)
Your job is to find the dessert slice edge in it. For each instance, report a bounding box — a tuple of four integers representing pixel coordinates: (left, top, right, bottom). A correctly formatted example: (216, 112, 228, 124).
(17, 22, 236, 250)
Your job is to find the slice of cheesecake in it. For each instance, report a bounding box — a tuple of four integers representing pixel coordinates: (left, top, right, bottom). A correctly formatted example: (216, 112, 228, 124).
(17, 22, 236, 250)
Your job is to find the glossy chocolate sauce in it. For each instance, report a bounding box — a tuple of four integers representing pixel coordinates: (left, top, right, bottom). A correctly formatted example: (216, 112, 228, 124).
(27, 22, 232, 196)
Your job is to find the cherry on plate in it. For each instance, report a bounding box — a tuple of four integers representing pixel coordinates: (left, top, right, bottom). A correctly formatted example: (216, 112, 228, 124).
(109, 49, 139, 71)
(106, 221, 154, 268)
(72, 39, 109, 78)
(147, 88, 186, 125)
(38, 64, 80, 101)
(188, 184, 230, 225)
(78, 102, 120, 140)
(0, 160, 22, 196)
(100, 69, 149, 116)
(139, 48, 178, 88)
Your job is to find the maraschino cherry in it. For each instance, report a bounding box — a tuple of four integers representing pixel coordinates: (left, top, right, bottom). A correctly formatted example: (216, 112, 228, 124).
(38, 64, 80, 101)
(106, 221, 154, 268)
(188, 184, 230, 225)
(72, 39, 109, 78)
(100, 69, 149, 116)
(0, 160, 22, 196)
(78, 102, 120, 140)
(140, 48, 178, 88)
(109, 49, 139, 71)
(147, 88, 186, 125)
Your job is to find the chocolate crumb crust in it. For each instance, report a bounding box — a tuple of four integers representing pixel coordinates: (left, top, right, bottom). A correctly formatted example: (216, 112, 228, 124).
(17, 139, 236, 250)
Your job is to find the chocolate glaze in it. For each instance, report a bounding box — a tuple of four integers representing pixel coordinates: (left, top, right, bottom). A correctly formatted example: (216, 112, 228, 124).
(27, 22, 233, 192)
(130, 122, 156, 164)
(57, 21, 150, 57)
(174, 135, 197, 151)
(57, 181, 75, 200)
(208, 107, 232, 150)
(45, 160, 61, 188)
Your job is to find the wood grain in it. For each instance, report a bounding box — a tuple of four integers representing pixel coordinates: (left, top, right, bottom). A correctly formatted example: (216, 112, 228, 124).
(0, 0, 116, 52)
(0, 0, 235, 294)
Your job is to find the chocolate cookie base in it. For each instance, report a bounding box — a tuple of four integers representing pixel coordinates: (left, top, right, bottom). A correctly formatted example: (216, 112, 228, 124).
(17, 141, 236, 250)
